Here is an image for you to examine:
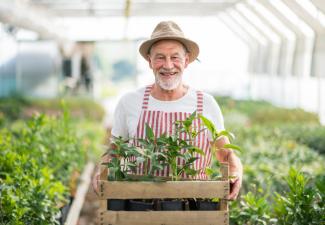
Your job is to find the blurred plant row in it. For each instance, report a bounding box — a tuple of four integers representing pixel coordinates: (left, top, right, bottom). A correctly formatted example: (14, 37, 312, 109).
(215, 97, 325, 224)
(0, 94, 105, 124)
(0, 97, 105, 225)
(1, 95, 324, 224)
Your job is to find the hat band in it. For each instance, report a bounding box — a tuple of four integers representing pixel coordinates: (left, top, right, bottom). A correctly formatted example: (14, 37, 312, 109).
(151, 31, 185, 39)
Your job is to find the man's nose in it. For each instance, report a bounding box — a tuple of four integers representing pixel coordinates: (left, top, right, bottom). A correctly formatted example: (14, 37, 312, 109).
(163, 58, 174, 69)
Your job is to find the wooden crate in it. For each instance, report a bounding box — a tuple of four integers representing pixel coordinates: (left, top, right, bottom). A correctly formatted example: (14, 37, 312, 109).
(98, 163, 229, 225)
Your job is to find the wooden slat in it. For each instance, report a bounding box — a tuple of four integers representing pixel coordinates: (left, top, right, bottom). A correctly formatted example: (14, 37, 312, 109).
(220, 163, 229, 211)
(220, 163, 229, 180)
(99, 211, 229, 225)
(99, 180, 229, 199)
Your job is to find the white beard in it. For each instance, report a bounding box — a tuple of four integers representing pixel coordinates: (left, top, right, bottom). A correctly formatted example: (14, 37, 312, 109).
(155, 73, 182, 91)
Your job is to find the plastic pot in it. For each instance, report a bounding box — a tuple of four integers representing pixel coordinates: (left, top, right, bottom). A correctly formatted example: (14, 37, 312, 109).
(107, 199, 127, 211)
(160, 200, 185, 211)
(197, 200, 219, 211)
(127, 200, 154, 211)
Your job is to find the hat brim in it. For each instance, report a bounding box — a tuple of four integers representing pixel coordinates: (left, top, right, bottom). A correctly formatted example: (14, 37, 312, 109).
(139, 36, 199, 63)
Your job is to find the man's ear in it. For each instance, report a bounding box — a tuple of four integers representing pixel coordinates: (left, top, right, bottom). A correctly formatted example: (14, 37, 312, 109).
(148, 55, 153, 69)
(184, 53, 190, 68)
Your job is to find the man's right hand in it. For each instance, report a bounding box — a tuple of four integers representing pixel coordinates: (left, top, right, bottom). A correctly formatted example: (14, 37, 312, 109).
(92, 166, 101, 195)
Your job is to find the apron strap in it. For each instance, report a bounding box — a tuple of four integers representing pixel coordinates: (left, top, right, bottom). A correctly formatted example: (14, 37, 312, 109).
(142, 84, 153, 109)
(196, 91, 203, 114)
(142, 85, 204, 113)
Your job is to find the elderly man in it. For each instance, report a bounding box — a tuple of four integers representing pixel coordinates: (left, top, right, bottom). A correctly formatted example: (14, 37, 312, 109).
(93, 21, 243, 200)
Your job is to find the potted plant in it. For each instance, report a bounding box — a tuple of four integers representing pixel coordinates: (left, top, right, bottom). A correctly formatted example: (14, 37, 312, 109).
(128, 113, 205, 211)
(127, 124, 167, 211)
(136, 124, 168, 180)
(158, 112, 205, 211)
(105, 137, 140, 210)
(199, 114, 242, 210)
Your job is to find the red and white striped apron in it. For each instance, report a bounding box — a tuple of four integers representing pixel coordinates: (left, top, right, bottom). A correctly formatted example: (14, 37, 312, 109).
(133, 85, 212, 180)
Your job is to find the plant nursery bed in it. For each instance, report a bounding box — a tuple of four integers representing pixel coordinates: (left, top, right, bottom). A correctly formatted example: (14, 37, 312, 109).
(98, 163, 230, 225)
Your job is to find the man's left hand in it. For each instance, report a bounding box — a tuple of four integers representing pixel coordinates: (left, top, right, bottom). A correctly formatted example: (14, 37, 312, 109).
(229, 174, 242, 200)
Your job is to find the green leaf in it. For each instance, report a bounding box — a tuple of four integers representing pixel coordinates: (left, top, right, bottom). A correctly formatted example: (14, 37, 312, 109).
(218, 130, 235, 140)
(190, 147, 205, 155)
(183, 111, 197, 128)
(205, 167, 214, 176)
(223, 143, 242, 153)
(186, 157, 199, 164)
(199, 114, 217, 139)
(136, 157, 145, 164)
(145, 123, 155, 141)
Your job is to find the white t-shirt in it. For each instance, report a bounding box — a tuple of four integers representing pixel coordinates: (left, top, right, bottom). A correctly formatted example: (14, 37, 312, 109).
(111, 86, 225, 140)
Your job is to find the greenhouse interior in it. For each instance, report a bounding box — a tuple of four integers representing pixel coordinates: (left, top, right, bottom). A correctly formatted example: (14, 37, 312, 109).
(0, 0, 324, 225)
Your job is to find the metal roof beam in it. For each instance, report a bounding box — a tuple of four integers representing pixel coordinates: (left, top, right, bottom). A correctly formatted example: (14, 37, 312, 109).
(0, 1, 67, 41)
(28, 1, 242, 17)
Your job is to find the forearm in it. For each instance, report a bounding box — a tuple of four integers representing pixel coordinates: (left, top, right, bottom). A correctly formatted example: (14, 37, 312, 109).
(227, 151, 243, 177)
(214, 137, 243, 176)
(93, 144, 115, 194)
(99, 151, 111, 164)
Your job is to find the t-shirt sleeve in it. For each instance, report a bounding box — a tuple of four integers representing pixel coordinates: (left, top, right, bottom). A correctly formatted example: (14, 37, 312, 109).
(203, 94, 225, 132)
(111, 96, 128, 139)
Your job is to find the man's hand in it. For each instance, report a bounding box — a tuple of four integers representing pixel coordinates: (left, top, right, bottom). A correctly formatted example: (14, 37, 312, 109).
(214, 136, 243, 200)
(229, 172, 242, 200)
(92, 153, 110, 195)
(92, 166, 101, 195)
(227, 148, 243, 200)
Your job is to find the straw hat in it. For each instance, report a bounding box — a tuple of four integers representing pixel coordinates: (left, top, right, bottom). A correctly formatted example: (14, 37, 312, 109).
(139, 21, 199, 63)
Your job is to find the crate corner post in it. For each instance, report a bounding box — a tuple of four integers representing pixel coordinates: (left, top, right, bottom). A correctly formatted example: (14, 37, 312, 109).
(220, 163, 229, 212)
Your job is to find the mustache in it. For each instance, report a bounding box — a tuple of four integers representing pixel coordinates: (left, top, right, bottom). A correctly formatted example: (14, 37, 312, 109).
(159, 69, 177, 73)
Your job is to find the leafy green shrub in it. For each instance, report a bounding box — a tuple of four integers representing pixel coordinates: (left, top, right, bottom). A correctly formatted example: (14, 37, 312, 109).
(250, 108, 319, 125)
(0, 112, 4, 127)
(215, 96, 273, 117)
(0, 148, 65, 225)
(285, 125, 325, 155)
(0, 95, 30, 121)
(232, 124, 324, 194)
(12, 112, 86, 185)
(274, 168, 324, 225)
(214, 96, 325, 224)
(215, 96, 319, 126)
(0, 111, 87, 224)
(0, 96, 105, 124)
(29, 98, 105, 121)
(231, 169, 324, 225)
(231, 191, 276, 225)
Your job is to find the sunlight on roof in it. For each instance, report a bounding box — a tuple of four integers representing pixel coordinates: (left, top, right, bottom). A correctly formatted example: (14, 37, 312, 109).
(247, 0, 296, 41)
(227, 8, 268, 46)
(295, 0, 325, 27)
(236, 3, 280, 43)
(270, 0, 314, 37)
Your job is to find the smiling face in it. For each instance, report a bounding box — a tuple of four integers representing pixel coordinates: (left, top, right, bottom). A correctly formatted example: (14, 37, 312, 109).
(148, 40, 189, 91)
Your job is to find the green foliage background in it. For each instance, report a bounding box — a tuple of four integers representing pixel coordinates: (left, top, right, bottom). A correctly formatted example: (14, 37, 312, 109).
(1, 95, 324, 224)
(215, 97, 325, 225)
(0, 97, 105, 225)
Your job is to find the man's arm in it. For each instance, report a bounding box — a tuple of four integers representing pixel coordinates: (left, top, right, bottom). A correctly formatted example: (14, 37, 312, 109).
(92, 143, 116, 195)
(214, 136, 243, 200)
